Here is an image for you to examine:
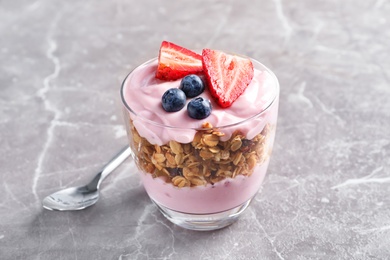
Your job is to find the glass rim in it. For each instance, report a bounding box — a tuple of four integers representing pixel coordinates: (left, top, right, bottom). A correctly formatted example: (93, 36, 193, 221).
(120, 56, 280, 130)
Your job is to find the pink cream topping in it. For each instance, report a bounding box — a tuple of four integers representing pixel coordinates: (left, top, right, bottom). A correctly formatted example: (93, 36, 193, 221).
(123, 59, 278, 145)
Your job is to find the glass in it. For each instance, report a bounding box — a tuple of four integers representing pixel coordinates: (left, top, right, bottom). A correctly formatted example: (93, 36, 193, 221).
(121, 57, 279, 231)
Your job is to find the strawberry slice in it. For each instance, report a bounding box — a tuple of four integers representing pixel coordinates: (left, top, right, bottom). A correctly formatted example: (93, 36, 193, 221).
(156, 41, 203, 81)
(202, 49, 254, 108)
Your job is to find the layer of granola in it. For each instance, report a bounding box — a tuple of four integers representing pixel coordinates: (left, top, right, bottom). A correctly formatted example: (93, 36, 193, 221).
(128, 120, 274, 188)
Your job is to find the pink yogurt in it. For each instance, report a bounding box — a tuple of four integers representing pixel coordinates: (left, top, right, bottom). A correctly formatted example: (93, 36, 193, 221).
(122, 58, 279, 145)
(139, 160, 270, 214)
(121, 56, 279, 214)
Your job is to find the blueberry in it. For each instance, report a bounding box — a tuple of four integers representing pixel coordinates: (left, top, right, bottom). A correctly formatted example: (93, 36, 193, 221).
(179, 75, 205, 98)
(167, 168, 183, 177)
(161, 88, 186, 112)
(187, 97, 212, 119)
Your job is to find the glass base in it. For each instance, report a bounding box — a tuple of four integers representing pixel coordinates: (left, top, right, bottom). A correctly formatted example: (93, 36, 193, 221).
(152, 198, 253, 231)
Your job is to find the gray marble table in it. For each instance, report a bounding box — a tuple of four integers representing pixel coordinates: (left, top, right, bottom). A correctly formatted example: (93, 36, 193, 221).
(1, 0, 389, 259)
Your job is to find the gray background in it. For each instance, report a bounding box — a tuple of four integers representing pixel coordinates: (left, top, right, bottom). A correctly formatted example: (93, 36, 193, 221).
(1, 0, 390, 259)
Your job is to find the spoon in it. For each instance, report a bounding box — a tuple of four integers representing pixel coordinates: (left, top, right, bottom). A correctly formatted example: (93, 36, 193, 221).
(42, 146, 132, 211)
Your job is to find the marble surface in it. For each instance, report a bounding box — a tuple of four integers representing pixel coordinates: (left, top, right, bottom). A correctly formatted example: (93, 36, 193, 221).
(1, 0, 390, 259)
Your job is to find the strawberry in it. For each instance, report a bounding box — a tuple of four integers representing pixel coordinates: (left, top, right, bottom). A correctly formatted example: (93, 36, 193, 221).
(156, 41, 203, 81)
(202, 49, 254, 108)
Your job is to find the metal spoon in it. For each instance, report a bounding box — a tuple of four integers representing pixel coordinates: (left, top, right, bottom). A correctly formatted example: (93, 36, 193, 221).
(42, 146, 132, 211)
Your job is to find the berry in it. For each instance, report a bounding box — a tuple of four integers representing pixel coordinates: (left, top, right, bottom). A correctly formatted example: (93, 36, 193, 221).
(202, 49, 254, 108)
(167, 168, 183, 177)
(161, 88, 186, 112)
(156, 41, 203, 81)
(187, 97, 212, 119)
(179, 74, 205, 98)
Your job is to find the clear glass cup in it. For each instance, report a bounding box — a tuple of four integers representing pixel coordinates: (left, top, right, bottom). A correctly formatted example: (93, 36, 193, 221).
(121, 57, 279, 231)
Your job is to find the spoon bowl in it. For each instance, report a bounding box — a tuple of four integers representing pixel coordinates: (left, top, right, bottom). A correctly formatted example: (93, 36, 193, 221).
(43, 186, 99, 211)
(42, 146, 132, 211)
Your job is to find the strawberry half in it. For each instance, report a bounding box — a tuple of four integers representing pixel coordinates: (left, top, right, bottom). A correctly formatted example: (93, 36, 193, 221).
(156, 41, 203, 81)
(202, 49, 254, 108)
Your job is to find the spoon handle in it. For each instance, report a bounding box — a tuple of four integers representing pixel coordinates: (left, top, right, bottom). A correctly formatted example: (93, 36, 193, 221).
(86, 146, 132, 191)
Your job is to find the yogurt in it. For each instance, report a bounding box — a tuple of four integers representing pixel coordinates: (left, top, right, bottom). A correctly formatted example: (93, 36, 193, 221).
(140, 161, 269, 214)
(122, 58, 279, 145)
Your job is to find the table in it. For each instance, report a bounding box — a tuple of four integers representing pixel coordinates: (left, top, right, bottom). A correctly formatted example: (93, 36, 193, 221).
(1, 0, 389, 259)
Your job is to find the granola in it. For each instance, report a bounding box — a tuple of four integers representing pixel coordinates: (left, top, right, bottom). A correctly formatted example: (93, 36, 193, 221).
(128, 121, 274, 187)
